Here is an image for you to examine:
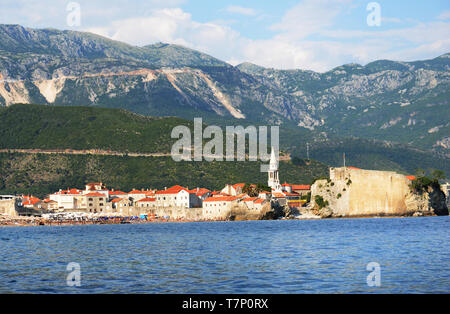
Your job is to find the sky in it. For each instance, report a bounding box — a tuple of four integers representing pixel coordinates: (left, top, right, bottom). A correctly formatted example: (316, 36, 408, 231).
(1, 0, 449, 72)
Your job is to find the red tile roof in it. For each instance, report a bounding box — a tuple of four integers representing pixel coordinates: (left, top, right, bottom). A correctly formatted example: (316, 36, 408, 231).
(192, 188, 210, 195)
(53, 188, 82, 195)
(128, 190, 145, 194)
(136, 197, 156, 202)
(406, 175, 416, 181)
(233, 183, 245, 189)
(272, 193, 285, 198)
(85, 192, 105, 197)
(254, 199, 265, 204)
(243, 197, 258, 202)
(196, 190, 210, 197)
(204, 196, 239, 202)
(214, 193, 231, 197)
(22, 196, 41, 206)
(347, 167, 361, 170)
(155, 185, 188, 195)
(280, 183, 310, 190)
(110, 191, 127, 195)
(291, 185, 310, 190)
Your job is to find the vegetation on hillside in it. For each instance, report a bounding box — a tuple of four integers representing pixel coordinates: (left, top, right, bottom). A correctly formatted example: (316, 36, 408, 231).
(290, 137, 450, 177)
(0, 152, 328, 198)
(314, 195, 329, 209)
(0, 103, 190, 153)
(410, 169, 446, 193)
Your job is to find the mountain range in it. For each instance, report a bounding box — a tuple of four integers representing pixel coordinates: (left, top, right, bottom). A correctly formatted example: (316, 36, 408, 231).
(0, 24, 449, 174)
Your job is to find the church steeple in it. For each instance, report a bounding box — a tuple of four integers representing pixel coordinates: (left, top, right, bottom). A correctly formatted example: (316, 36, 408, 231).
(268, 147, 281, 191)
(269, 146, 278, 171)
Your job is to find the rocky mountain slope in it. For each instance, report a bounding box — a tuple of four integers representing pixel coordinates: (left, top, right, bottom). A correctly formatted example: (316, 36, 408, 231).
(238, 56, 450, 154)
(0, 24, 448, 158)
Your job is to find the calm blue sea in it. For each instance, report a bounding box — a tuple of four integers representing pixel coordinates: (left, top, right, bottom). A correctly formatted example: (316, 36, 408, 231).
(0, 216, 449, 293)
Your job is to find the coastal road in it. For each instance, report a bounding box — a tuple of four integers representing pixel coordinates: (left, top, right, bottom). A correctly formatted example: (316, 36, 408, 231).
(0, 148, 292, 161)
(0, 148, 172, 158)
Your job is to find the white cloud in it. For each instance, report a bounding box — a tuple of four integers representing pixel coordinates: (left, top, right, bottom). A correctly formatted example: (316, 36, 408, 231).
(438, 10, 450, 20)
(0, 0, 187, 29)
(84, 8, 244, 60)
(381, 17, 403, 24)
(270, 0, 353, 40)
(84, 3, 449, 72)
(225, 6, 257, 16)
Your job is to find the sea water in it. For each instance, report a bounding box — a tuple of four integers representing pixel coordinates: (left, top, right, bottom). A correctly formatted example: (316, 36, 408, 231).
(0, 216, 449, 293)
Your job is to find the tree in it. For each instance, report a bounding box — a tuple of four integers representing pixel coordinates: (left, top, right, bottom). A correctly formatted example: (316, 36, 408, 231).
(411, 169, 446, 193)
(243, 183, 271, 197)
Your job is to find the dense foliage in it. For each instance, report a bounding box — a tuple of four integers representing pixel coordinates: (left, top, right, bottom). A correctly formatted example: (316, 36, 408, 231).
(291, 137, 450, 177)
(1, 104, 447, 187)
(242, 183, 271, 197)
(0, 152, 328, 198)
(0, 103, 190, 153)
(410, 169, 446, 193)
(314, 195, 329, 209)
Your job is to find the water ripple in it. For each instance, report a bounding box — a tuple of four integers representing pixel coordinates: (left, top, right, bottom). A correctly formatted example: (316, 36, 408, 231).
(0, 216, 449, 293)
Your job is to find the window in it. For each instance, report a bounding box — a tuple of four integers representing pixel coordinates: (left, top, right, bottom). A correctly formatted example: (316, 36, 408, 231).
(88, 198, 93, 201)
(99, 203, 103, 206)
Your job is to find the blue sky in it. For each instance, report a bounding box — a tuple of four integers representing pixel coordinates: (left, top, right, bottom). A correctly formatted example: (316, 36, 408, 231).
(1, 0, 449, 71)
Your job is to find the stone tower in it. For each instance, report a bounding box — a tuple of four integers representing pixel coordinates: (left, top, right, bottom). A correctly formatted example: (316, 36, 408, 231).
(268, 147, 281, 191)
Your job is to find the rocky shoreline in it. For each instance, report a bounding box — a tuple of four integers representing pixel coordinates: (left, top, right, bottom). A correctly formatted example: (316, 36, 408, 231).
(0, 215, 228, 227)
(2, 211, 446, 228)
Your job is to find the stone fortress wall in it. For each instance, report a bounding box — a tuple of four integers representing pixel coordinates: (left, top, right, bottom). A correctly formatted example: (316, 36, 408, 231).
(311, 167, 430, 217)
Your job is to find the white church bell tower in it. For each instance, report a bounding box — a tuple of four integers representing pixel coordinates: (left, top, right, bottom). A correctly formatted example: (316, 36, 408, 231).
(268, 147, 281, 191)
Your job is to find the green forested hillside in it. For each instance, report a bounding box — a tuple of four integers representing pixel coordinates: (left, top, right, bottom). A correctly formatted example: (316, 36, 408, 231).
(0, 152, 328, 197)
(0, 103, 189, 153)
(0, 104, 330, 196)
(297, 138, 450, 176)
(1, 103, 448, 182)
